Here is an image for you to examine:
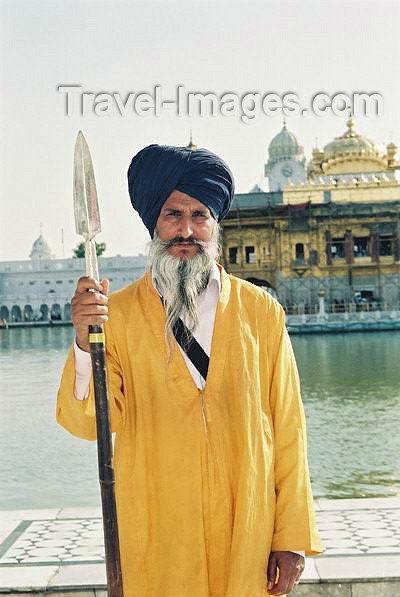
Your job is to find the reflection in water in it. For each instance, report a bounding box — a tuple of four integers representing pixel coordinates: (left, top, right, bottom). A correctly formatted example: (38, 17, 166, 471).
(0, 328, 399, 508)
(0, 326, 73, 351)
(292, 332, 400, 499)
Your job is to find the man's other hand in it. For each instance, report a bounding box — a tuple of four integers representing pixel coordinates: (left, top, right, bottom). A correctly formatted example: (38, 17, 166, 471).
(71, 277, 109, 352)
(266, 551, 304, 595)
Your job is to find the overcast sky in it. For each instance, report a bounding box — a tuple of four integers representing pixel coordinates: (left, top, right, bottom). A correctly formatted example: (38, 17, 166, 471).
(1, 0, 399, 261)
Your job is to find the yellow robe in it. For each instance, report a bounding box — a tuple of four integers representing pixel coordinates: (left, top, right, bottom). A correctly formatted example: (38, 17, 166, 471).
(56, 264, 323, 597)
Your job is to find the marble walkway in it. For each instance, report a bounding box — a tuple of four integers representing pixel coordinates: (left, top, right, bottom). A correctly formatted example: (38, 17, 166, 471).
(0, 497, 399, 595)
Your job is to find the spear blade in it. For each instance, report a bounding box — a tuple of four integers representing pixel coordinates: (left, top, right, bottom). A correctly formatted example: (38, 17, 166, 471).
(73, 130, 101, 239)
(73, 131, 101, 280)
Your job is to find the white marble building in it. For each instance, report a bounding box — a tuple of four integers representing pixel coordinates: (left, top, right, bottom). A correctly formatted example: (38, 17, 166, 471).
(0, 235, 147, 322)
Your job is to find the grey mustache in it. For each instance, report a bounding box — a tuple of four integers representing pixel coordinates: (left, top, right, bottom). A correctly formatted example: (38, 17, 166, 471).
(166, 237, 202, 248)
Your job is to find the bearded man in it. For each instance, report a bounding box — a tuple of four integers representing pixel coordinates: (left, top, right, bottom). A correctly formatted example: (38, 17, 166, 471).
(56, 144, 322, 597)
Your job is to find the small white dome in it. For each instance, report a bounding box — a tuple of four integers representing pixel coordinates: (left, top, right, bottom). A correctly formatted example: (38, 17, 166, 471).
(30, 234, 52, 260)
(268, 123, 304, 162)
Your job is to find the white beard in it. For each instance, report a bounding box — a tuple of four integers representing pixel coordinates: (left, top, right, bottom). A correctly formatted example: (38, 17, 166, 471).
(146, 223, 221, 353)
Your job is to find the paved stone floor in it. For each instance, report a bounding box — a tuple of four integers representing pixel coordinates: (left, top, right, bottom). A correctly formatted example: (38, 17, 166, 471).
(0, 497, 399, 593)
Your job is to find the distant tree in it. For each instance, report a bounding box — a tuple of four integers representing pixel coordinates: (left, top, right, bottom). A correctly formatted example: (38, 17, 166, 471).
(73, 241, 106, 258)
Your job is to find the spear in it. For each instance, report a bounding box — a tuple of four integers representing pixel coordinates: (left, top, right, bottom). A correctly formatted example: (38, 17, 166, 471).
(73, 131, 124, 596)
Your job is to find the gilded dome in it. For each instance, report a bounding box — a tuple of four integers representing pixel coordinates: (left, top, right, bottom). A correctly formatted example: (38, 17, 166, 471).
(30, 234, 53, 260)
(323, 117, 381, 160)
(268, 123, 304, 162)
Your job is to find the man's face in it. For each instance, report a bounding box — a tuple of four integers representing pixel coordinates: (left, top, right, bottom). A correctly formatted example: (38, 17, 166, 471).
(155, 190, 215, 258)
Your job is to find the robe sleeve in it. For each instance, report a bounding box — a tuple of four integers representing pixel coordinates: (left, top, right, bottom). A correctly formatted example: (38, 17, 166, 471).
(267, 299, 323, 556)
(56, 320, 125, 440)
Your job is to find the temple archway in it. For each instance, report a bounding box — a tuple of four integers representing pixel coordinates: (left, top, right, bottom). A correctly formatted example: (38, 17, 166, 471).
(40, 304, 49, 321)
(50, 303, 62, 321)
(0, 306, 9, 321)
(63, 303, 72, 321)
(23, 305, 34, 321)
(11, 305, 22, 322)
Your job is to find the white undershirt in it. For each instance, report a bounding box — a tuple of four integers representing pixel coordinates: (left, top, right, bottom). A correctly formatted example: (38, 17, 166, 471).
(72, 262, 304, 557)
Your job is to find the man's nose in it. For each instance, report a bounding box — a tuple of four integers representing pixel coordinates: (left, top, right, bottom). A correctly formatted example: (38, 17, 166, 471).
(178, 216, 193, 238)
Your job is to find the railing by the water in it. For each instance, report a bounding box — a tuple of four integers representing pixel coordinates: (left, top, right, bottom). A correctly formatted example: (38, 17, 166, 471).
(286, 305, 400, 333)
(284, 300, 398, 316)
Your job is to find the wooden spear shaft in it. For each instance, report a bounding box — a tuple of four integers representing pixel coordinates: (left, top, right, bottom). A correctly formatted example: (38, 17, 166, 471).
(89, 323, 123, 596)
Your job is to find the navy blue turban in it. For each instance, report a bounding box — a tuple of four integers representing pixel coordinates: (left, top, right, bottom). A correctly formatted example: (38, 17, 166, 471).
(127, 144, 235, 237)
